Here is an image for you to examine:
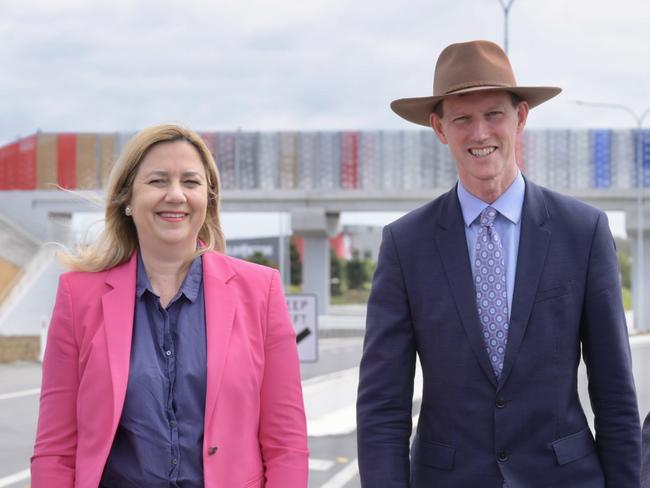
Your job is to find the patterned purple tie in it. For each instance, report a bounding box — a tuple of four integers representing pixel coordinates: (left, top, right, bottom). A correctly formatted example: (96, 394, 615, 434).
(474, 206, 509, 379)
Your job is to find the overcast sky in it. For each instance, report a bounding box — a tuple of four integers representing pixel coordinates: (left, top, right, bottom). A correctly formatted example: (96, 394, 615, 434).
(2, 0, 650, 146)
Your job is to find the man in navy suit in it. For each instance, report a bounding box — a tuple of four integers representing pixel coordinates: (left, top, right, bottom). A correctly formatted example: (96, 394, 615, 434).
(356, 40, 641, 487)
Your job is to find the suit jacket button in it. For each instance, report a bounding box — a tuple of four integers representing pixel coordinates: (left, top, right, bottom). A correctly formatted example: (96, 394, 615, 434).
(496, 397, 506, 408)
(208, 446, 218, 456)
(497, 450, 508, 462)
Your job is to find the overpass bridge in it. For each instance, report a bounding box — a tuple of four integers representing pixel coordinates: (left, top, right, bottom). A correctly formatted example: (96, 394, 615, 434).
(1, 129, 649, 327)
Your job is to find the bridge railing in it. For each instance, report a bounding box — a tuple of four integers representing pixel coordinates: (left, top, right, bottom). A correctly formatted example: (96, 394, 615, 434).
(1, 130, 649, 192)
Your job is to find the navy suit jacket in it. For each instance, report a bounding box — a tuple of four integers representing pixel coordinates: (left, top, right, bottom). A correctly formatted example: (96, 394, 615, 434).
(641, 413, 650, 488)
(357, 178, 641, 487)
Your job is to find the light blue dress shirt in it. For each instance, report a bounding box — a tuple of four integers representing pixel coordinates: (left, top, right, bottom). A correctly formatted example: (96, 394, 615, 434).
(456, 172, 525, 315)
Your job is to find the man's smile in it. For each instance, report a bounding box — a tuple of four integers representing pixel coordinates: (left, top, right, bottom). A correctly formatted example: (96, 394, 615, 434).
(469, 146, 497, 157)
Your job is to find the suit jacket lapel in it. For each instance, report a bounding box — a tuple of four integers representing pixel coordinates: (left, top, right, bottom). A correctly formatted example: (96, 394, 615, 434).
(102, 252, 137, 428)
(498, 178, 551, 390)
(202, 252, 237, 425)
(435, 187, 498, 388)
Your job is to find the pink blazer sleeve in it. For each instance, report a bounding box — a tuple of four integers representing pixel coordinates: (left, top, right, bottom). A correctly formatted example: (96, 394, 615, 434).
(259, 270, 309, 487)
(31, 274, 78, 487)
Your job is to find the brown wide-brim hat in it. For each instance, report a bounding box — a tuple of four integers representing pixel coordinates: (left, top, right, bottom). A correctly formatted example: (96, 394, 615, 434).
(391, 40, 562, 127)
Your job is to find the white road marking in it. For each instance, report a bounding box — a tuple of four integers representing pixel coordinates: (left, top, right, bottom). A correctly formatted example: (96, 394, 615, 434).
(0, 469, 30, 488)
(631, 333, 650, 344)
(318, 338, 362, 350)
(320, 458, 359, 488)
(303, 364, 423, 438)
(302, 367, 358, 388)
(309, 404, 357, 437)
(318, 411, 420, 488)
(0, 388, 39, 401)
(309, 458, 335, 471)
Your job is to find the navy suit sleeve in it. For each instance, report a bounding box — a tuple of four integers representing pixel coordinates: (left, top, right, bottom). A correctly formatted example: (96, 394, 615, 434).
(357, 225, 416, 487)
(580, 212, 641, 486)
(642, 411, 650, 487)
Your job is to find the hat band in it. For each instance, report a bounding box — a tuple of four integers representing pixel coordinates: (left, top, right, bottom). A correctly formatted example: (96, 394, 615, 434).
(442, 80, 514, 96)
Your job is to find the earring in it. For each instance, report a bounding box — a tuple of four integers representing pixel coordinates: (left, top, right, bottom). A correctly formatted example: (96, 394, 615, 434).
(125, 205, 133, 216)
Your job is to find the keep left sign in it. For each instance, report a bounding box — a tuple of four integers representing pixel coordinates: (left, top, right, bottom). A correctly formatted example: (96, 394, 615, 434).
(286, 294, 318, 362)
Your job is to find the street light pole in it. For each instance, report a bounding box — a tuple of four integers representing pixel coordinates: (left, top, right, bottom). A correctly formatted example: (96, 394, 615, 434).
(572, 100, 650, 331)
(497, 0, 517, 54)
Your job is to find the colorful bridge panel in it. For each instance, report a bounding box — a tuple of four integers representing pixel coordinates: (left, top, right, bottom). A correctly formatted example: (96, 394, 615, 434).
(0, 129, 649, 192)
(0, 135, 37, 190)
(592, 130, 611, 188)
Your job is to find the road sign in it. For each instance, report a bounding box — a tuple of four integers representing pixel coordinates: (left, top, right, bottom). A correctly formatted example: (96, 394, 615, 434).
(286, 294, 318, 362)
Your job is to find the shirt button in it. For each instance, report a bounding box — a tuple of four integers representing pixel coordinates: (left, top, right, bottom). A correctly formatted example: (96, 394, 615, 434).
(497, 450, 509, 462)
(165, 350, 172, 356)
(169, 420, 177, 427)
(172, 458, 178, 465)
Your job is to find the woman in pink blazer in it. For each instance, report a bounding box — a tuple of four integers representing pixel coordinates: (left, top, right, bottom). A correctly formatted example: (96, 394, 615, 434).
(31, 124, 308, 487)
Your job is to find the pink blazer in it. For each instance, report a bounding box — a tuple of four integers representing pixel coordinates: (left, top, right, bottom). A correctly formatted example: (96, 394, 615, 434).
(31, 251, 308, 488)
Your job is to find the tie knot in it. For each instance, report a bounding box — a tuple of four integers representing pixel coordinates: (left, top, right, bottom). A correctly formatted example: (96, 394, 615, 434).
(479, 206, 497, 227)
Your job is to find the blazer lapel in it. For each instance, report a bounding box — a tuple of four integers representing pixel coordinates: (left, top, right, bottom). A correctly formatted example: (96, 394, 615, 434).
(435, 187, 498, 388)
(498, 179, 551, 390)
(202, 252, 237, 424)
(102, 252, 137, 428)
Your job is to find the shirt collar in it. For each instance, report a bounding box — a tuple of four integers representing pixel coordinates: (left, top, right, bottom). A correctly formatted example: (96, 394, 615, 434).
(457, 171, 525, 227)
(136, 251, 203, 303)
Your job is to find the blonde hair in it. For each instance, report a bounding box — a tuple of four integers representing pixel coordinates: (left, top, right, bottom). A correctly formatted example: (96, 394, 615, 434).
(61, 124, 226, 271)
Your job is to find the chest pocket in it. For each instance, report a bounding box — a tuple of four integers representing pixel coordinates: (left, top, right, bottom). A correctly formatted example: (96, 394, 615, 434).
(535, 281, 575, 303)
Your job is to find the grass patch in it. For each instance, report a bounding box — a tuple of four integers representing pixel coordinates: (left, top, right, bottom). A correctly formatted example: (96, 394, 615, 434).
(622, 287, 632, 311)
(288, 284, 371, 305)
(331, 287, 371, 305)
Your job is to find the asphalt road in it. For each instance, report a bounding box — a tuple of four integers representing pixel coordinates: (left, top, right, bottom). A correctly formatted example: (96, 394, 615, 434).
(0, 337, 366, 488)
(0, 362, 40, 488)
(303, 338, 364, 488)
(3, 331, 647, 487)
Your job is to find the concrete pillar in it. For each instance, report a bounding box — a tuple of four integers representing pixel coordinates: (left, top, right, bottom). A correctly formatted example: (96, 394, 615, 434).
(625, 205, 650, 332)
(47, 212, 74, 248)
(291, 208, 341, 315)
(301, 236, 329, 315)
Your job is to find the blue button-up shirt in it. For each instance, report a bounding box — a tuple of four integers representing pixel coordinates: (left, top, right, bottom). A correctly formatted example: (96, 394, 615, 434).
(456, 172, 525, 315)
(101, 253, 207, 488)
